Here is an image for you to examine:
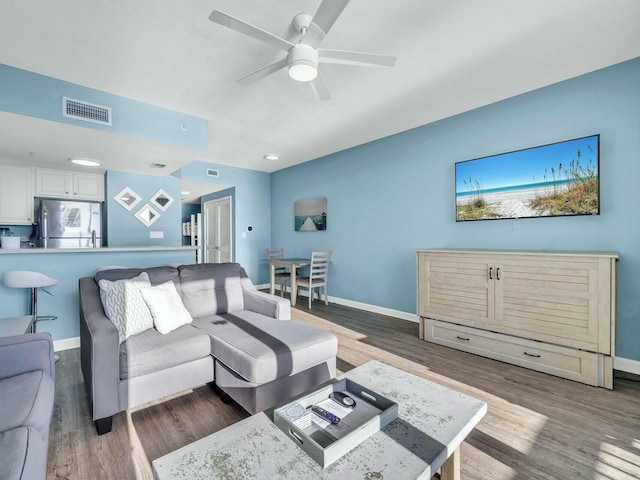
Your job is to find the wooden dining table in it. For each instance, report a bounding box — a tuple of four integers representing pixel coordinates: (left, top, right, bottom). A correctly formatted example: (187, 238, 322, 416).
(269, 257, 311, 307)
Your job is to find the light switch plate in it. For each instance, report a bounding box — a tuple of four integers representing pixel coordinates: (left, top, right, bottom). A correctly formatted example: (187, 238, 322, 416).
(150, 231, 164, 239)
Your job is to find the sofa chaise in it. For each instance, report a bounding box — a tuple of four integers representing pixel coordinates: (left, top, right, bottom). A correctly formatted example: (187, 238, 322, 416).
(79, 262, 337, 435)
(0, 333, 55, 480)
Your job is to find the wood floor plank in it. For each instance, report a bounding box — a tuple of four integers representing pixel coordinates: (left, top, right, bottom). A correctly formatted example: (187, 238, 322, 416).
(47, 294, 640, 479)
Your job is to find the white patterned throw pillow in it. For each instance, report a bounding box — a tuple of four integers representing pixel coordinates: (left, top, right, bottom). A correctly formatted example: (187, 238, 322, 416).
(99, 272, 154, 343)
(140, 280, 193, 334)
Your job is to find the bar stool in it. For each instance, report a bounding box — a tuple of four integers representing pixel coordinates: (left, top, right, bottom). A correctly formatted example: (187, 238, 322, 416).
(2, 271, 59, 360)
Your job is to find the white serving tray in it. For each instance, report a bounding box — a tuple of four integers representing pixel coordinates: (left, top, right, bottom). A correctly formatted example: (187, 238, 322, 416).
(274, 378, 398, 468)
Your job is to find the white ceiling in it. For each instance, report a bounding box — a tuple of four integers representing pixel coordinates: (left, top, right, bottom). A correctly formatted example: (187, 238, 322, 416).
(0, 0, 639, 180)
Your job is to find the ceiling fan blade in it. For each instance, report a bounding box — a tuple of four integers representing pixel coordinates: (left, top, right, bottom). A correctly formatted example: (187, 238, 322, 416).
(237, 58, 289, 85)
(319, 49, 397, 67)
(308, 74, 331, 101)
(301, 0, 350, 47)
(311, 0, 350, 36)
(209, 10, 294, 52)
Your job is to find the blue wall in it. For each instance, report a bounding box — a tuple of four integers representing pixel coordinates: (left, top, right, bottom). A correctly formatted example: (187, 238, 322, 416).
(0, 64, 208, 150)
(176, 161, 271, 282)
(270, 58, 640, 362)
(105, 170, 182, 247)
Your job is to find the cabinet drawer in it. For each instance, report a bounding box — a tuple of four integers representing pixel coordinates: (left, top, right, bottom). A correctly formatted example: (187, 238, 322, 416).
(423, 318, 605, 387)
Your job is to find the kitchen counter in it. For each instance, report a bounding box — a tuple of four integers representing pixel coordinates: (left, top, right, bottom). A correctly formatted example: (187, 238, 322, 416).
(0, 246, 197, 254)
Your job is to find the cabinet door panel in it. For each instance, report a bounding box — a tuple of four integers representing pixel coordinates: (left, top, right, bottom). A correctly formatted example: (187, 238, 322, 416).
(35, 169, 71, 198)
(73, 173, 104, 201)
(496, 256, 600, 351)
(419, 252, 494, 326)
(0, 165, 33, 224)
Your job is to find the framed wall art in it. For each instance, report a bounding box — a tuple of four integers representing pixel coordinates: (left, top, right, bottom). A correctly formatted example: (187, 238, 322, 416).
(455, 134, 599, 222)
(295, 197, 327, 231)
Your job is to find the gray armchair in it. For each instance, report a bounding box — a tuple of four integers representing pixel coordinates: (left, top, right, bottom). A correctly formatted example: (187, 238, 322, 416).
(0, 333, 55, 480)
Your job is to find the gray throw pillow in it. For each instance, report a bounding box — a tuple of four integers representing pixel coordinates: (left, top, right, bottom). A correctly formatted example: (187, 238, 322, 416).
(99, 272, 154, 343)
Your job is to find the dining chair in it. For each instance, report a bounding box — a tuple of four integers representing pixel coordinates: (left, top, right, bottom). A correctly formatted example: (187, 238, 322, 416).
(296, 251, 332, 309)
(266, 248, 291, 297)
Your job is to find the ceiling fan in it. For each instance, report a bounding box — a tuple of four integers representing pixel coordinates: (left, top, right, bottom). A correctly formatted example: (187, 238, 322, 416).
(209, 0, 397, 100)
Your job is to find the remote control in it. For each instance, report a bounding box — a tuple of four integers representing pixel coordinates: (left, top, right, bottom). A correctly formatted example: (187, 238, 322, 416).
(329, 391, 356, 408)
(311, 405, 340, 424)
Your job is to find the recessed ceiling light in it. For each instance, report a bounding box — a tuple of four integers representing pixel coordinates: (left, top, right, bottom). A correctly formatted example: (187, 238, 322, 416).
(181, 191, 191, 195)
(70, 158, 101, 167)
(264, 154, 280, 161)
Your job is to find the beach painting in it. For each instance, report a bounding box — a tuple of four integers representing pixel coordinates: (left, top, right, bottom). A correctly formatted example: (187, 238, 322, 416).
(455, 135, 599, 222)
(295, 197, 327, 231)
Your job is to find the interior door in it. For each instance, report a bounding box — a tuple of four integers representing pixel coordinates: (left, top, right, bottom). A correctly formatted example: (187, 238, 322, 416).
(204, 196, 232, 263)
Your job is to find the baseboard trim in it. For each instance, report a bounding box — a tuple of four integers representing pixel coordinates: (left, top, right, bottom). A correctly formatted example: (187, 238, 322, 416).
(255, 283, 418, 323)
(328, 296, 419, 323)
(54, 336, 80, 352)
(614, 356, 640, 375)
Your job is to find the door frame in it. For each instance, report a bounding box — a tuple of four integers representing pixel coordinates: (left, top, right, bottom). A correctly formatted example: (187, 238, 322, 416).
(203, 195, 233, 263)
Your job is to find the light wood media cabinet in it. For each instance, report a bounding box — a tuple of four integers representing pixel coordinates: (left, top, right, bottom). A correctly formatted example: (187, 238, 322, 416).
(417, 250, 618, 388)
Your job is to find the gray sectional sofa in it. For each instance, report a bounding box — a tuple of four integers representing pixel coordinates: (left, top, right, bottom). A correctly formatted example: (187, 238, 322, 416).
(79, 262, 337, 435)
(0, 333, 55, 480)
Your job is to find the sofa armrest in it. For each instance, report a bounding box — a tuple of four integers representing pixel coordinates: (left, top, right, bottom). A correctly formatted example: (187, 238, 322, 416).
(0, 333, 55, 382)
(79, 277, 121, 421)
(241, 277, 291, 320)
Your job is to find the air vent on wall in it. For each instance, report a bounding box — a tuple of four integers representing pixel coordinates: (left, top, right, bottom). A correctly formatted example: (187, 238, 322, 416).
(62, 97, 112, 126)
(207, 169, 219, 177)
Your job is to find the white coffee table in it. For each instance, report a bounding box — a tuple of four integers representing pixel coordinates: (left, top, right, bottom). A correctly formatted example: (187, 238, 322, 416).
(153, 361, 487, 480)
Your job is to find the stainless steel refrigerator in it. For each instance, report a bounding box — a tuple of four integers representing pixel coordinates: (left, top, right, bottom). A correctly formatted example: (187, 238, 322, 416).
(40, 199, 102, 248)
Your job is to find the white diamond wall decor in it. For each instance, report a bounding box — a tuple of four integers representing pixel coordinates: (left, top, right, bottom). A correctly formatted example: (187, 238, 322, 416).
(114, 187, 142, 211)
(150, 189, 175, 211)
(134, 204, 160, 227)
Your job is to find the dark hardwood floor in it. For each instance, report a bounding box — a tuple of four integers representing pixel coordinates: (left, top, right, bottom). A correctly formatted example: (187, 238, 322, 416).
(47, 294, 640, 479)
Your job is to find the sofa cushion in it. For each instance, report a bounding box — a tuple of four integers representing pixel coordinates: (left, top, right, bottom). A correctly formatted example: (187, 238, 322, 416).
(99, 272, 154, 344)
(0, 426, 45, 480)
(141, 281, 193, 334)
(119, 325, 211, 380)
(0, 370, 55, 441)
(192, 312, 338, 384)
(96, 266, 182, 294)
(178, 263, 245, 317)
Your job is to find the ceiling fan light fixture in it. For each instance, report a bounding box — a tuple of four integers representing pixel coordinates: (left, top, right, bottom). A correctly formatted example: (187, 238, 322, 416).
(289, 61, 317, 82)
(288, 44, 318, 82)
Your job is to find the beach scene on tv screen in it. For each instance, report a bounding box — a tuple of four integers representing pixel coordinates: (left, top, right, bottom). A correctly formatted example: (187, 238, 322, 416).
(456, 135, 599, 221)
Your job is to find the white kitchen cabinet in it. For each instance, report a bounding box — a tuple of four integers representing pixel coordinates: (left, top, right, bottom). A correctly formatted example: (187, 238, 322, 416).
(35, 168, 104, 201)
(35, 168, 71, 198)
(0, 164, 34, 225)
(417, 249, 618, 388)
(72, 172, 104, 201)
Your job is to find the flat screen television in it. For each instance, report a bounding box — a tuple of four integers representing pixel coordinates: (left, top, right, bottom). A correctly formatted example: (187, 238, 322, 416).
(455, 134, 600, 222)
